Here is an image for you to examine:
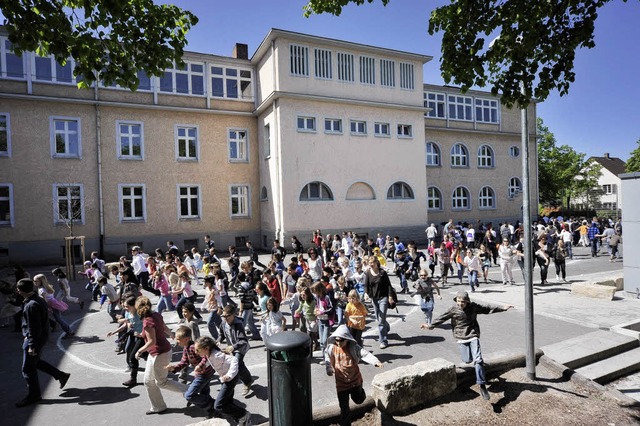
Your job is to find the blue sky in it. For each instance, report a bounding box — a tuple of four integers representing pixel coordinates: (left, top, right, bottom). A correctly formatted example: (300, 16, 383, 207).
(158, 0, 638, 161)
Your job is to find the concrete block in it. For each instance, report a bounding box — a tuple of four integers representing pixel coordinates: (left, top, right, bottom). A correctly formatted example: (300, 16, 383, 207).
(576, 347, 640, 384)
(371, 358, 456, 415)
(571, 282, 615, 300)
(596, 277, 624, 291)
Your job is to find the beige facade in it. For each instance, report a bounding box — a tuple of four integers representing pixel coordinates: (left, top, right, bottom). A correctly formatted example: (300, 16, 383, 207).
(0, 29, 538, 265)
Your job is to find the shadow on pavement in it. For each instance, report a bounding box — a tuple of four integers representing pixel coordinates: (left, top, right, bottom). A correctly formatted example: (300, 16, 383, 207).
(51, 386, 142, 405)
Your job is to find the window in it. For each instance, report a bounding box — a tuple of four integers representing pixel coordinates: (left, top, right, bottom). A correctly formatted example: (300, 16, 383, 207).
(300, 182, 333, 201)
(509, 145, 520, 157)
(350, 120, 367, 136)
(475, 98, 499, 123)
(53, 184, 84, 225)
(103, 70, 151, 91)
(230, 185, 250, 217)
(314, 48, 332, 79)
(424, 92, 446, 118)
(0, 184, 13, 226)
(324, 118, 342, 134)
(508, 177, 522, 197)
(290, 44, 309, 76)
(260, 186, 268, 201)
(450, 143, 469, 167)
(159, 61, 204, 95)
(387, 182, 414, 200)
(211, 66, 252, 100)
(119, 185, 146, 221)
(1, 38, 24, 79)
(264, 124, 271, 158)
(33, 55, 74, 83)
(117, 121, 143, 159)
(603, 202, 617, 210)
(380, 59, 395, 87)
(337, 52, 354, 82)
(297, 116, 316, 132)
(397, 124, 413, 138)
(176, 125, 199, 161)
(50, 117, 81, 158)
(178, 185, 200, 219)
(374, 122, 390, 137)
(427, 186, 442, 210)
(452, 186, 470, 210)
(602, 184, 614, 194)
(448, 95, 473, 121)
(425, 142, 440, 166)
(477, 145, 494, 168)
(359, 56, 375, 85)
(478, 186, 496, 209)
(399, 62, 414, 90)
(228, 129, 248, 162)
(0, 113, 10, 156)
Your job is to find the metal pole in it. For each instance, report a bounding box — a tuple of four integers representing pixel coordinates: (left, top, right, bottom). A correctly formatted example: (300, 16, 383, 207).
(521, 83, 536, 380)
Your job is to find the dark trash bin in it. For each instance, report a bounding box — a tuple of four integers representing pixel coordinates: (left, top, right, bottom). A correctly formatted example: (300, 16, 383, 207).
(265, 331, 312, 426)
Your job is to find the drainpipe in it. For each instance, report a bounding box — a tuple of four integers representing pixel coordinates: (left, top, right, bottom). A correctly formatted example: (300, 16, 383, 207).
(272, 39, 284, 243)
(94, 85, 105, 256)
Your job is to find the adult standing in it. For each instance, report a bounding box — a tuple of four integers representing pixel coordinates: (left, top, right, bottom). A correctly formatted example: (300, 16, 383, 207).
(307, 248, 324, 282)
(559, 224, 574, 260)
(364, 257, 393, 349)
(425, 223, 438, 247)
(132, 246, 159, 297)
(245, 241, 266, 270)
(587, 220, 600, 258)
(16, 279, 71, 407)
(498, 238, 516, 285)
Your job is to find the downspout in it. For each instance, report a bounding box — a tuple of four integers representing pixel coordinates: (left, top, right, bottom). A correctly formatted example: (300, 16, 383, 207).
(94, 85, 105, 256)
(272, 39, 284, 243)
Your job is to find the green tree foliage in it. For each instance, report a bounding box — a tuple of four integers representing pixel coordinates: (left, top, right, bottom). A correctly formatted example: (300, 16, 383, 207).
(0, 0, 198, 90)
(537, 118, 600, 207)
(625, 139, 640, 172)
(304, 0, 626, 108)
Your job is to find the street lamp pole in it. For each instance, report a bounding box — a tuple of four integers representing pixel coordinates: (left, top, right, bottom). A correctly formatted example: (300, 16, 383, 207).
(520, 82, 536, 380)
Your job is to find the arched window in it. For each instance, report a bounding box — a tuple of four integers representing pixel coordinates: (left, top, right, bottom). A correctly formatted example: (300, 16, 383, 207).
(387, 182, 414, 200)
(508, 177, 522, 197)
(425, 142, 440, 166)
(346, 182, 375, 200)
(450, 143, 469, 167)
(477, 145, 494, 168)
(452, 186, 470, 210)
(427, 186, 442, 210)
(260, 186, 268, 201)
(299, 181, 333, 201)
(478, 186, 496, 209)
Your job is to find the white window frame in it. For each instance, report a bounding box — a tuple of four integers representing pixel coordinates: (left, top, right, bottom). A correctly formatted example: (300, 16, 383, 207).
(297, 116, 316, 133)
(324, 118, 343, 134)
(380, 59, 395, 87)
(50, 116, 81, 158)
(374, 122, 390, 137)
(602, 184, 613, 194)
(359, 55, 375, 85)
(448, 95, 474, 121)
(230, 184, 250, 217)
(397, 124, 413, 139)
(509, 145, 521, 157)
(264, 124, 271, 159)
(290, 44, 309, 77)
(478, 186, 496, 209)
(175, 125, 199, 161)
(177, 185, 201, 220)
(424, 91, 446, 119)
(426, 141, 441, 166)
(427, 186, 442, 211)
(452, 186, 471, 210)
(508, 177, 522, 198)
(0, 183, 14, 227)
(1, 37, 25, 79)
(387, 182, 415, 200)
(475, 98, 499, 123)
(32, 54, 76, 84)
(228, 128, 248, 162)
(210, 65, 253, 100)
(116, 120, 144, 160)
(52, 184, 85, 225)
(350, 120, 367, 136)
(399, 62, 414, 90)
(0, 113, 11, 157)
(314, 48, 332, 80)
(118, 184, 146, 222)
(450, 143, 469, 167)
(477, 145, 494, 168)
(102, 70, 152, 91)
(300, 181, 334, 202)
(159, 60, 205, 96)
(337, 52, 354, 82)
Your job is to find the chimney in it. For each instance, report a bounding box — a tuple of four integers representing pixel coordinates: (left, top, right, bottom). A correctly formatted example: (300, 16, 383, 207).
(232, 43, 248, 60)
